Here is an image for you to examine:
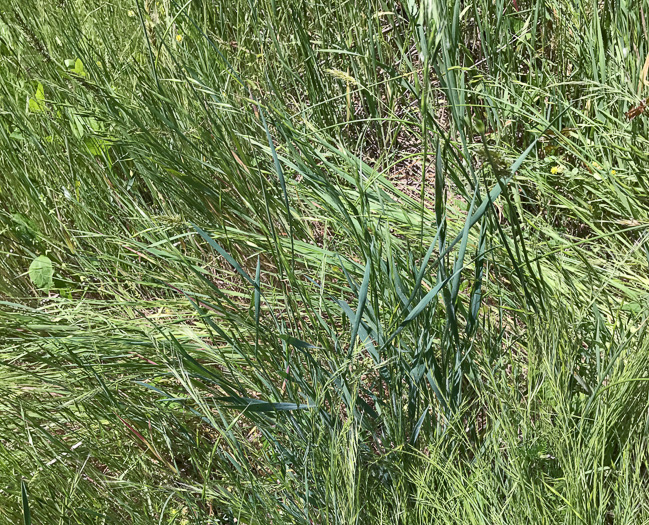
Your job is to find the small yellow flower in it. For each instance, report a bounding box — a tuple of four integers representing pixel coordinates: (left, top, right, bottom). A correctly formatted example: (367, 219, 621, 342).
(592, 161, 601, 170)
(551, 166, 559, 174)
(176, 34, 183, 42)
(610, 169, 616, 175)
(127, 10, 135, 17)
(96, 61, 102, 67)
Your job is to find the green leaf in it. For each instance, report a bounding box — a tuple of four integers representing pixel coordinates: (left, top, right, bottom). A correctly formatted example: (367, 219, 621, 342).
(349, 257, 371, 354)
(218, 397, 314, 412)
(193, 224, 255, 286)
(278, 334, 315, 349)
(84, 136, 110, 156)
(21, 480, 31, 525)
(29, 255, 54, 291)
(28, 83, 45, 113)
(35, 82, 44, 101)
(74, 58, 86, 77)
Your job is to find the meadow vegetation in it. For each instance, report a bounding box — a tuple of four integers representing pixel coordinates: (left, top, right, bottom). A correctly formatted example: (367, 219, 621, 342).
(1, 0, 649, 523)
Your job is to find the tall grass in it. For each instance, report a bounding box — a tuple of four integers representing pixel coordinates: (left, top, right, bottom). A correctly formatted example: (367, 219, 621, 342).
(1, 0, 648, 523)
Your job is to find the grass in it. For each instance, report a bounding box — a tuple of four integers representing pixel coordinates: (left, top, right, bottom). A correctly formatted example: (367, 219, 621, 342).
(1, 0, 649, 523)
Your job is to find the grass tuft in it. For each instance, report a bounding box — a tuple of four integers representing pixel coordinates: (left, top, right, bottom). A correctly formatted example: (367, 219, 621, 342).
(1, 0, 649, 523)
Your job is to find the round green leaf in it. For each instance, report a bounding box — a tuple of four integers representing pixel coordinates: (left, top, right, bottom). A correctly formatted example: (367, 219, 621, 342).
(29, 255, 54, 291)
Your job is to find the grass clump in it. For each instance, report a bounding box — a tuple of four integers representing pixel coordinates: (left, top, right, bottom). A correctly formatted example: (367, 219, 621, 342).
(1, 0, 649, 523)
